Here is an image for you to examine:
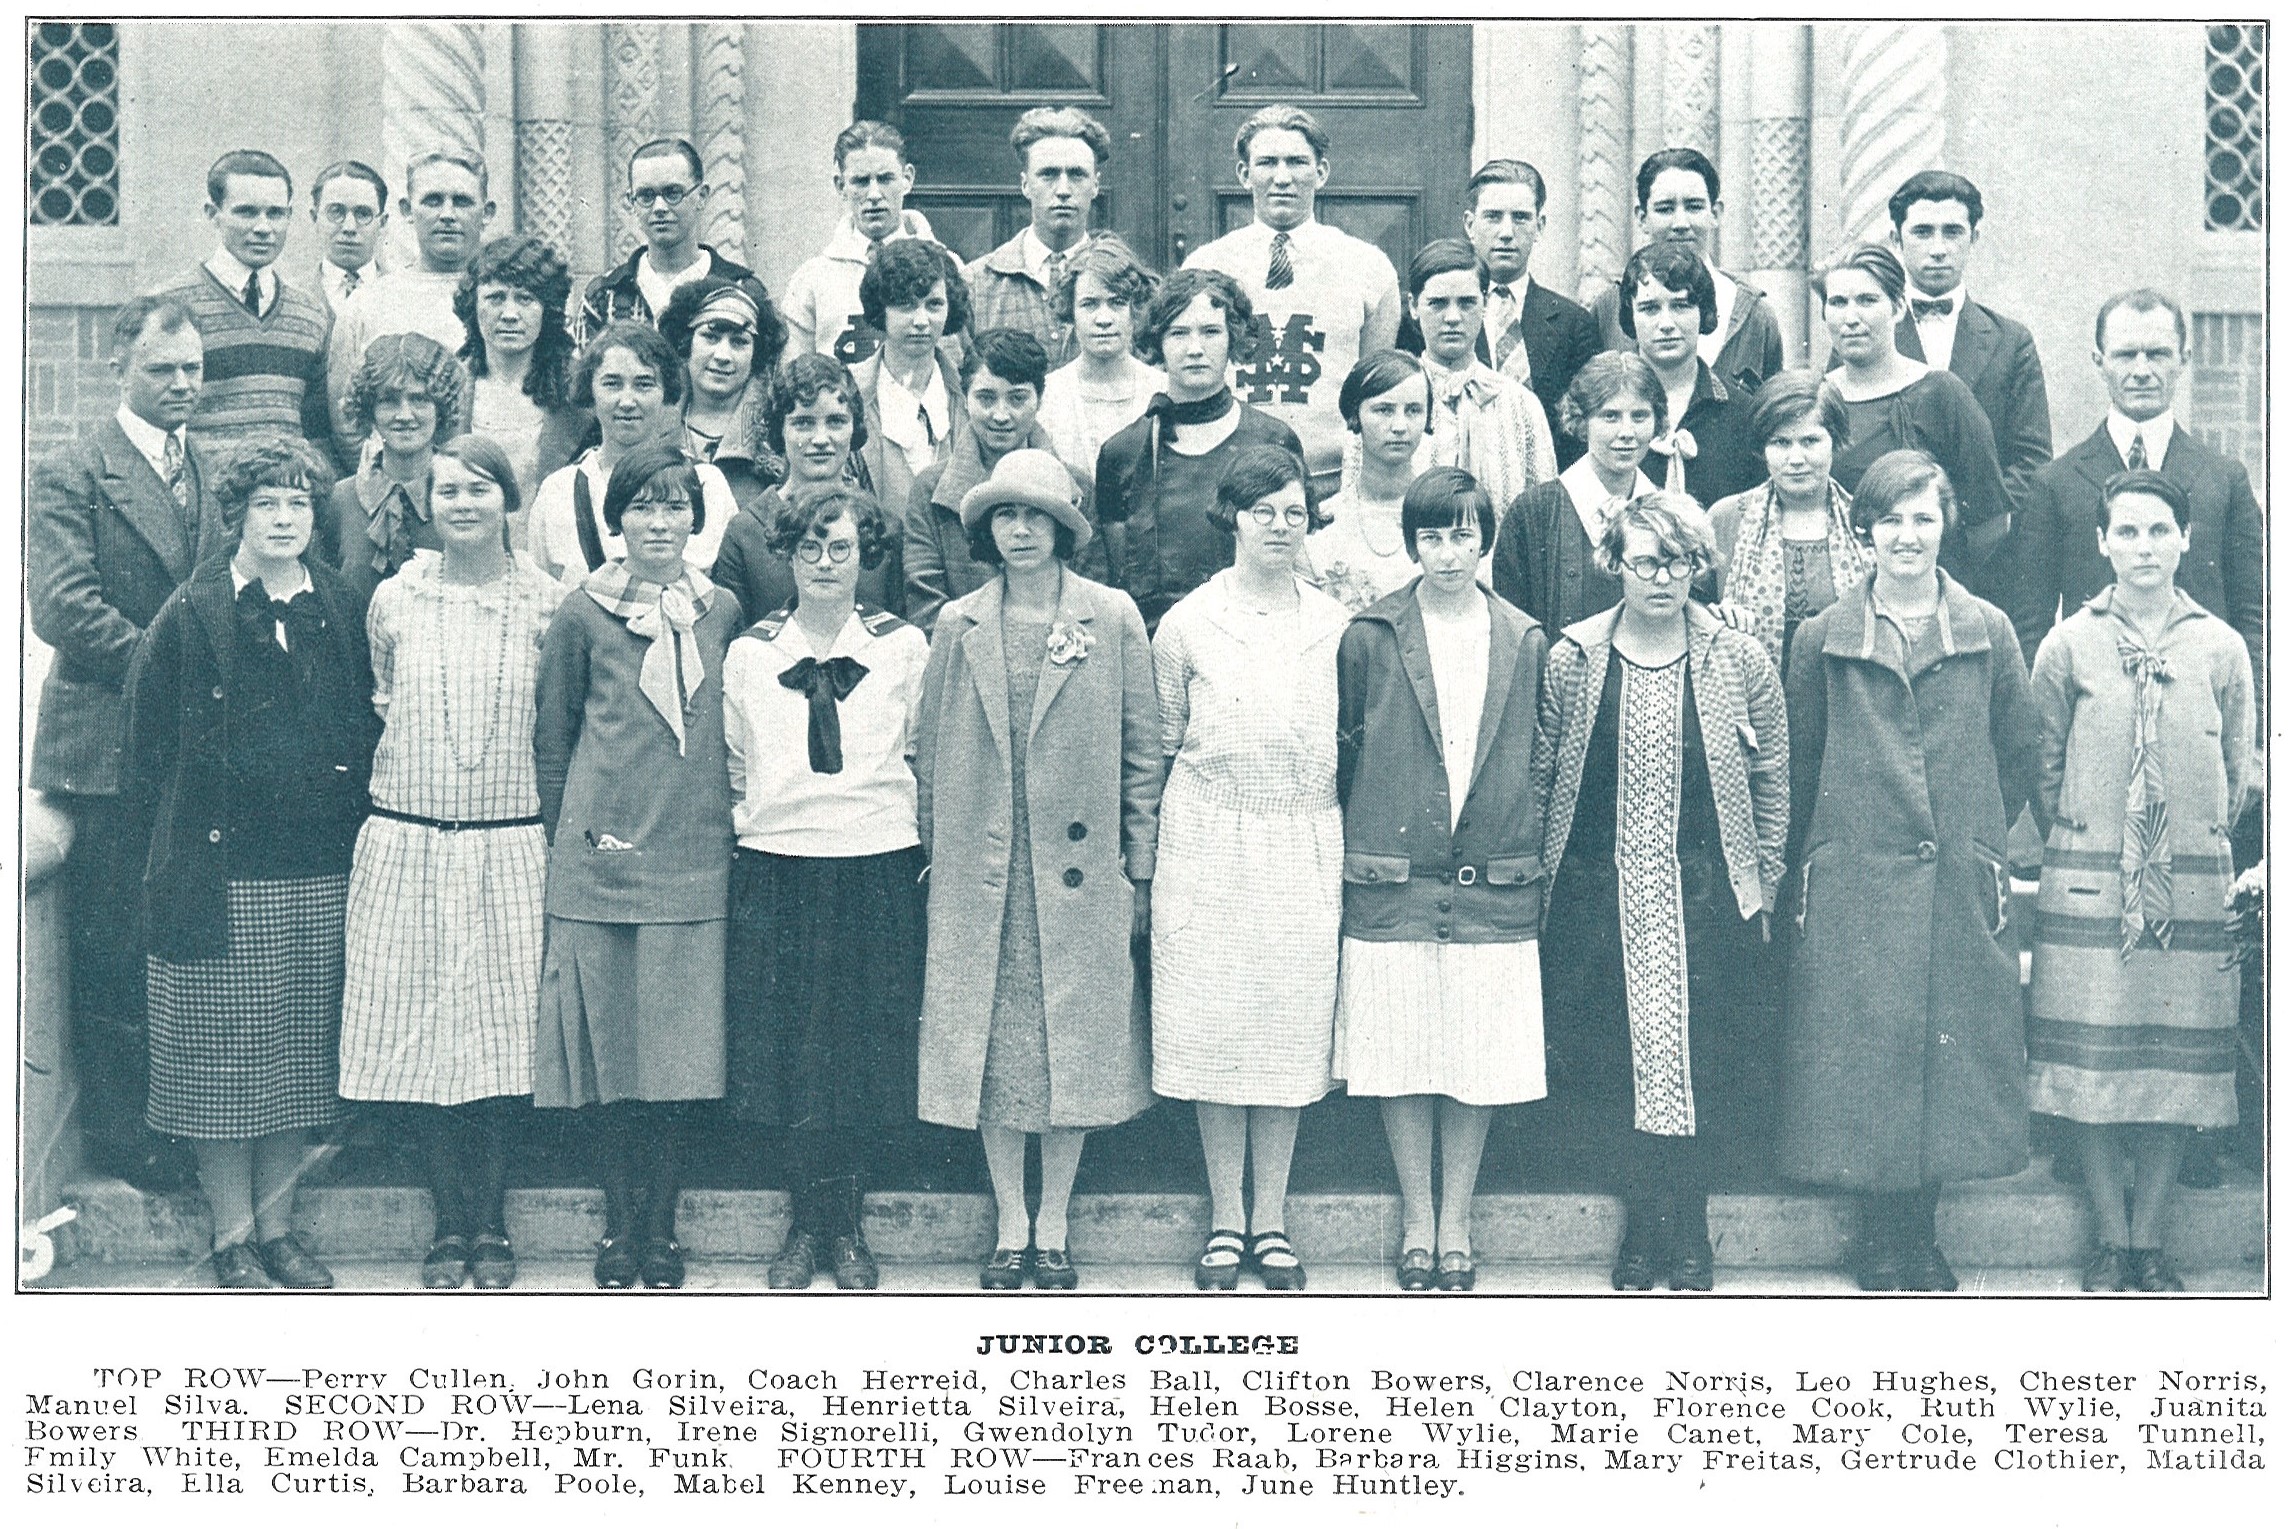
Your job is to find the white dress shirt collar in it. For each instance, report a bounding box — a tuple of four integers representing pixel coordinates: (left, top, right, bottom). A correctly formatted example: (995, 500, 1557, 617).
(114, 405, 183, 479)
(206, 248, 277, 313)
(2106, 408, 2176, 472)
(1559, 454, 1659, 548)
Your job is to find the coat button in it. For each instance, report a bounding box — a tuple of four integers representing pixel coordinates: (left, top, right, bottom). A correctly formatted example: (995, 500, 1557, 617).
(1435, 924, 1452, 940)
(211, 685, 225, 700)
(207, 828, 222, 843)
(1062, 867, 1084, 888)
(1364, 867, 1380, 881)
(1437, 899, 1451, 913)
(1067, 821, 1087, 841)
(1917, 841, 1937, 861)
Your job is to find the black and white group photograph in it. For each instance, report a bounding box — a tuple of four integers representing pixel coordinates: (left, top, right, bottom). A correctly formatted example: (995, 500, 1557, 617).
(15, 16, 2269, 1304)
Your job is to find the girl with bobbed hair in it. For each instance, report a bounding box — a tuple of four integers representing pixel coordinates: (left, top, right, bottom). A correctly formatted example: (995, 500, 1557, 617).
(1306, 349, 1434, 613)
(1815, 242, 2012, 597)
(532, 440, 745, 1290)
(1150, 444, 1349, 1290)
(1492, 351, 1671, 634)
(1335, 466, 1552, 1292)
(657, 273, 791, 505)
(1533, 490, 1788, 1292)
(1707, 368, 1873, 675)
(1402, 237, 1556, 508)
(849, 238, 970, 524)
(721, 485, 932, 1291)
(125, 432, 382, 1289)
(452, 235, 586, 503)
(331, 331, 464, 605)
(1039, 233, 1165, 493)
(1616, 245, 1763, 508)
(781, 119, 939, 363)
(1778, 447, 2041, 1292)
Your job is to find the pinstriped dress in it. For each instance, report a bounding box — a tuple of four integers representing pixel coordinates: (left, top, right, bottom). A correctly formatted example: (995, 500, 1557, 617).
(337, 553, 563, 1104)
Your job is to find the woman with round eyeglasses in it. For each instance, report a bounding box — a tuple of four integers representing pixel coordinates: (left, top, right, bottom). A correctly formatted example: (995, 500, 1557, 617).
(1335, 467, 1551, 1292)
(722, 487, 930, 1292)
(451, 236, 586, 504)
(1150, 445, 1348, 1291)
(1533, 492, 1788, 1292)
(1778, 448, 2041, 1292)
(534, 441, 744, 1290)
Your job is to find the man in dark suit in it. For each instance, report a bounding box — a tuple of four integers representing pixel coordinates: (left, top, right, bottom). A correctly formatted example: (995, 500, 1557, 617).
(1464, 158, 1601, 469)
(2011, 288, 2263, 700)
(30, 294, 220, 1192)
(1889, 171, 2054, 500)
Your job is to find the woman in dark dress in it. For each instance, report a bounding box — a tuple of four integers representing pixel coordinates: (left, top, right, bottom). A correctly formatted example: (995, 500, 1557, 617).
(1534, 492, 1788, 1291)
(1615, 245, 1762, 508)
(1094, 267, 1305, 631)
(722, 488, 930, 1290)
(126, 433, 381, 1289)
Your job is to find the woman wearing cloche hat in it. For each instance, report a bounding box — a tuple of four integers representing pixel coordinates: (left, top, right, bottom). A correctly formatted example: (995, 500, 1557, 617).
(912, 448, 1164, 1291)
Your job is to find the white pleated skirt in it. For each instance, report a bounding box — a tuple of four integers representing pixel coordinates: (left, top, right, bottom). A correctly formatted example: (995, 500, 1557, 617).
(1334, 937, 1547, 1106)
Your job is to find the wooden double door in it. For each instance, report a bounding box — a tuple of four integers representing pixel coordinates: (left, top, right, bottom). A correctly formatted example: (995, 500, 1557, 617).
(856, 22, 1473, 280)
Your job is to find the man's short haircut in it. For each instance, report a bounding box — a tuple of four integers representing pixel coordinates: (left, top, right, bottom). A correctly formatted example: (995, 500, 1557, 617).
(1407, 237, 1486, 300)
(1138, 267, 1256, 366)
(765, 352, 871, 459)
(404, 149, 488, 201)
(1888, 170, 1985, 231)
(1635, 146, 1720, 211)
(1560, 352, 1668, 441)
(1210, 443, 1328, 535)
(1748, 369, 1852, 455)
(763, 486, 896, 572)
(857, 239, 971, 337)
(1816, 242, 1908, 308)
(343, 332, 465, 443)
(1594, 490, 1719, 579)
(960, 328, 1050, 395)
(1233, 104, 1331, 165)
(629, 137, 704, 183)
(1011, 106, 1113, 170)
(1618, 245, 1719, 339)
(571, 320, 686, 411)
(2099, 469, 2192, 533)
(310, 159, 387, 213)
(1466, 157, 1546, 214)
(1400, 465, 1495, 558)
(1338, 349, 1432, 433)
(1849, 448, 1959, 540)
(833, 120, 909, 170)
(2093, 288, 2189, 353)
(110, 295, 200, 359)
(1052, 232, 1157, 325)
(206, 149, 293, 206)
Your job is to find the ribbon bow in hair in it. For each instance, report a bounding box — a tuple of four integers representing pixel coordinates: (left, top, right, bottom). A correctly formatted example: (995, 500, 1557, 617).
(1646, 427, 1698, 496)
(778, 656, 870, 774)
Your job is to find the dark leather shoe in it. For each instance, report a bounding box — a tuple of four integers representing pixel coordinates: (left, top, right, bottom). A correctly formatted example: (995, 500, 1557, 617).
(1852, 1236, 1905, 1292)
(256, 1234, 334, 1289)
(830, 1234, 879, 1291)
(1901, 1243, 1960, 1293)
(1030, 1246, 1078, 1290)
(1612, 1246, 1660, 1291)
(468, 1233, 517, 1290)
(1396, 1247, 1436, 1291)
(1247, 1231, 1305, 1292)
(1667, 1237, 1716, 1292)
(2081, 1244, 2129, 1292)
(593, 1235, 640, 1289)
(979, 1246, 1027, 1290)
(768, 1229, 822, 1289)
(2128, 1248, 2183, 1293)
(212, 1242, 273, 1289)
(421, 1234, 471, 1290)
(638, 1238, 686, 1290)
(1434, 1250, 1476, 1292)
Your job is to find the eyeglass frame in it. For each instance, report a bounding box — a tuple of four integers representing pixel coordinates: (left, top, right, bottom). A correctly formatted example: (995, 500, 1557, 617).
(1240, 504, 1311, 529)
(625, 183, 704, 210)
(794, 537, 858, 565)
(317, 204, 379, 227)
(1621, 554, 1695, 584)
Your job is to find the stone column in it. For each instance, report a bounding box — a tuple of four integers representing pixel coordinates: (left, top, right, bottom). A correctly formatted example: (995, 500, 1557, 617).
(605, 22, 663, 260)
(1836, 23, 1945, 248)
(1662, 23, 1721, 157)
(696, 22, 748, 264)
(512, 24, 580, 267)
(382, 22, 487, 267)
(1575, 22, 1635, 308)
(1738, 23, 1811, 359)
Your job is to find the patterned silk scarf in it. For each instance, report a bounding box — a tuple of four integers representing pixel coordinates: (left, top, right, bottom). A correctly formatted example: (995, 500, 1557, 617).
(364, 477, 430, 575)
(583, 563, 716, 755)
(1614, 654, 1696, 1136)
(2116, 629, 2176, 955)
(1725, 479, 1870, 668)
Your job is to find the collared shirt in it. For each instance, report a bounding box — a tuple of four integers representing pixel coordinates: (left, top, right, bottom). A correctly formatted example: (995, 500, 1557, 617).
(875, 359, 952, 476)
(1558, 453, 1659, 548)
(635, 247, 714, 320)
(781, 209, 939, 361)
(115, 405, 185, 483)
(1481, 278, 1531, 381)
(229, 559, 315, 651)
(206, 248, 278, 316)
(1017, 226, 1061, 286)
(721, 607, 930, 858)
(2106, 408, 2175, 473)
(1911, 284, 1966, 371)
(526, 449, 733, 589)
(320, 260, 380, 312)
(1699, 267, 1739, 369)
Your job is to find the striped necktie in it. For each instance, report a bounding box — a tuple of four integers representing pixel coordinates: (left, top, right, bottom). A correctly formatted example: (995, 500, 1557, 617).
(162, 431, 191, 513)
(2124, 433, 2148, 471)
(1266, 231, 1295, 291)
(1489, 285, 1528, 381)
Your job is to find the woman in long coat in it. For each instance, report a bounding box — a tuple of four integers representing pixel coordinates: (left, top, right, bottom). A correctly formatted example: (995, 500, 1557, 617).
(1778, 448, 2041, 1292)
(915, 448, 1162, 1291)
(2027, 470, 2254, 1292)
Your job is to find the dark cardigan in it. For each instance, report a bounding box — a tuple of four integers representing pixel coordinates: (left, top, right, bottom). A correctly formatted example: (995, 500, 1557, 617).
(124, 560, 379, 962)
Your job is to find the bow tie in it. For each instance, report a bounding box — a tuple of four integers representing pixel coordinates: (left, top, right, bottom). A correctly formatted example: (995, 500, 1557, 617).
(1910, 297, 1954, 322)
(235, 580, 312, 648)
(779, 655, 870, 774)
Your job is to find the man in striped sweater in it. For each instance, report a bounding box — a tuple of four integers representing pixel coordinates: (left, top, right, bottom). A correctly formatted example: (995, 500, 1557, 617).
(153, 150, 338, 469)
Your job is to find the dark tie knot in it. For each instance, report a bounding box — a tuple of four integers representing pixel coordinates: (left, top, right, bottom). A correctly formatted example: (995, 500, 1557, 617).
(1910, 297, 1953, 322)
(779, 655, 870, 774)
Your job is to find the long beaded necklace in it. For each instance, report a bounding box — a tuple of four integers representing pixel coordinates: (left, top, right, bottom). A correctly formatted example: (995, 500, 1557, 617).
(437, 564, 516, 774)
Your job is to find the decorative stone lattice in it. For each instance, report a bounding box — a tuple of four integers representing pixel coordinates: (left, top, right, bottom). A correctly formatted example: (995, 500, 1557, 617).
(516, 119, 579, 265)
(1576, 23, 1634, 305)
(29, 21, 121, 226)
(1837, 23, 1946, 249)
(1662, 23, 1720, 158)
(606, 23, 662, 257)
(698, 23, 749, 263)
(2204, 24, 2264, 232)
(1747, 117, 1809, 273)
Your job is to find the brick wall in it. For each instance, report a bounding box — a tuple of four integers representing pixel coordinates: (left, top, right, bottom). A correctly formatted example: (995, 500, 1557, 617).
(2188, 310, 2266, 496)
(27, 304, 120, 461)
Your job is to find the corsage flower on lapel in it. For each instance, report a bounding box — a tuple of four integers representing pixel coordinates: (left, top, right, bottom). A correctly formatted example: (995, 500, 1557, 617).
(1046, 620, 1095, 667)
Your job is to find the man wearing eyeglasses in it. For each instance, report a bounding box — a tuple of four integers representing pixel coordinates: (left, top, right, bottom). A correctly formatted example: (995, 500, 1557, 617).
(309, 160, 389, 314)
(578, 138, 760, 348)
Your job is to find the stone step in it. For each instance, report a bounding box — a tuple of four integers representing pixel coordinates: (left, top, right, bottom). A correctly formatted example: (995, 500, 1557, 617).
(49, 1163, 2263, 1278)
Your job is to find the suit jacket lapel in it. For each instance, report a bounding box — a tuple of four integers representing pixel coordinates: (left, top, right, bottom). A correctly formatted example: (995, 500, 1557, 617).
(958, 581, 1012, 764)
(1027, 575, 1090, 743)
(1389, 587, 1447, 758)
(2069, 423, 2121, 491)
(96, 419, 194, 579)
(1894, 313, 1928, 364)
(1951, 302, 1999, 386)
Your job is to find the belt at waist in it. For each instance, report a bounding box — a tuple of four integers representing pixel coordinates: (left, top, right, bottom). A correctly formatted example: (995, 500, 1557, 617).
(368, 806, 544, 833)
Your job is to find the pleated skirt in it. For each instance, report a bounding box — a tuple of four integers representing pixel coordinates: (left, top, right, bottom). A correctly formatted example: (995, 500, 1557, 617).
(1335, 937, 1547, 1106)
(534, 916, 726, 1108)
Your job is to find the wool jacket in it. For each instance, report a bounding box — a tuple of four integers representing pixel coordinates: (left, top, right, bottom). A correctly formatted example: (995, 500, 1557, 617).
(902, 422, 1099, 634)
(1895, 296, 2054, 500)
(575, 244, 758, 348)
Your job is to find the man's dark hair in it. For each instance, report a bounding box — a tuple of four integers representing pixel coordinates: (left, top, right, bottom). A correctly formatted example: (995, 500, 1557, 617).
(1466, 158, 1546, 214)
(109, 295, 199, 359)
(1888, 170, 1985, 231)
(629, 137, 705, 184)
(1634, 147, 1720, 211)
(310, 159, 387, 214)
(207, 149, 293, 206)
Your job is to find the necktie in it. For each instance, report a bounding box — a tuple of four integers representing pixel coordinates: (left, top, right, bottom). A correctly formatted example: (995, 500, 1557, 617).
(1910, 297, 1952, 322)
(918, 404, 937, 447)
(2125, 434, 2149, 471)
(161, 431, 191, 514)
(1266, 231, 1295, 292)
(339, 268, 361, 300)
(1489, 285, 1528, 381)
(1044, 249, 1066, 299)
(242, 270, 263, 317)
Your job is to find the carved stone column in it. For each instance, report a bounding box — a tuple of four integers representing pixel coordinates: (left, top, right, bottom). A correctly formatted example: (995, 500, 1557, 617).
(513, 24, 578, 266)
(1740, 23, 1811, 359)
(382, 23, 486, 267)
(697, 23, 748, 263)
(1662, 23, 1721, 158)
(1837, 23, 1945, 249)
(1575, 23, 1635, 308)
(605, 22, 663, 260)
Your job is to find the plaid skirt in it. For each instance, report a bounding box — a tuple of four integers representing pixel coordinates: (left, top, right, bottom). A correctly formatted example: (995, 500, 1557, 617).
(147, 875, 349, 1140)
